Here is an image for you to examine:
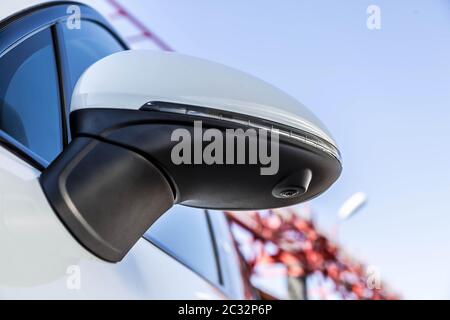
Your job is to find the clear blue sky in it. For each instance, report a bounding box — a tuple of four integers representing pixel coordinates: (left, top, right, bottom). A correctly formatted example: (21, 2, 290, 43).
(98, 0, 450, 299)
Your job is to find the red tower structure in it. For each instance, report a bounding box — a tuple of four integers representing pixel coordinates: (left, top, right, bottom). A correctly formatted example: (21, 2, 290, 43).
(226, 209, 398, 300)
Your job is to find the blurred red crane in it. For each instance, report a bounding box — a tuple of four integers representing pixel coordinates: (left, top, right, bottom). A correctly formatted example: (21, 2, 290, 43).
(105, 0, 173, 51)
(226, 209, 398, 300)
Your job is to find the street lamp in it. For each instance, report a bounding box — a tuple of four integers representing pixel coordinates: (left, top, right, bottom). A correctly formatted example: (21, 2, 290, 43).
(338, 192, 368, 221)
(333, 192, 368, 240)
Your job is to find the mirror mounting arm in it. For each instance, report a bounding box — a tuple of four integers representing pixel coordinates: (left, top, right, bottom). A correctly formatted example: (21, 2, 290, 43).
(40, 137, 174, 262)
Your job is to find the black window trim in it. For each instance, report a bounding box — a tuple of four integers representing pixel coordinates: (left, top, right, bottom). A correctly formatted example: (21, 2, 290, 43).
(53, 18, 128, 142)
(0, 1, 128, 171)
(143, 209, 229, 295)
(208, 210, 260, 299)
(51, 24, 69, 150)
(205, 210, 224, 286)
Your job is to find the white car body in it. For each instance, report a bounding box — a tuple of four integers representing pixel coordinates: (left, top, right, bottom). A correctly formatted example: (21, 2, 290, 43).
(0, 0, 250, 299)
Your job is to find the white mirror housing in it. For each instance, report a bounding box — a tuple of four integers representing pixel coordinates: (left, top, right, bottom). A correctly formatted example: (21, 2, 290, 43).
(72, 50, 339, 159)
(41, 50, 342, 262)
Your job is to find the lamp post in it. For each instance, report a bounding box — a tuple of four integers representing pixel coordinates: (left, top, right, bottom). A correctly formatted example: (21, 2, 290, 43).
(333, 192, 368, 240)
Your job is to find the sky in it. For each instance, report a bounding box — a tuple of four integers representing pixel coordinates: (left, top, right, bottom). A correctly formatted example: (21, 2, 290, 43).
(91, 0, 450, 299)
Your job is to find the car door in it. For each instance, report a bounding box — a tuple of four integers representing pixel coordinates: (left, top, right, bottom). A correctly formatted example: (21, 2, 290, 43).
(0, 2, 225, 299)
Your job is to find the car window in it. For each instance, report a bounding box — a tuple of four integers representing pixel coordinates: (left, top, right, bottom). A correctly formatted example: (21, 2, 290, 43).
(60, 20, 124, 93)
(208, 210, 258, 299)
(144, 206, 221, 285)
(0, 28, 63, 163)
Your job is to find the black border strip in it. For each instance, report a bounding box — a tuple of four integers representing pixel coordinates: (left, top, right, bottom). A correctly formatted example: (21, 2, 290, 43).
(205, 210, 225, 286)
(51, 24, 69, 148)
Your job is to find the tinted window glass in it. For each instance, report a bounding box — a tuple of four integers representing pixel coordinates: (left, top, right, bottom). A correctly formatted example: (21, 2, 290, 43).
(145, 206, 220, 284)
(0, 28, 62, 162)
(61, 21, 124, 91)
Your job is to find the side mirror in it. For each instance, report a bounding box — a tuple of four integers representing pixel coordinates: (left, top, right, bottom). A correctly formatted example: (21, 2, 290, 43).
(41, 50, 342, 262)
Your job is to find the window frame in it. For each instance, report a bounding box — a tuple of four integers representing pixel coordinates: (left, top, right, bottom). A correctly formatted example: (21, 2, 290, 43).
(144, 208, 224, 291)
(207, 210, 259, 299)
(143, 208, 256, 299)
(0, 2, 128, 170)
(53, 19, 128, 140)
